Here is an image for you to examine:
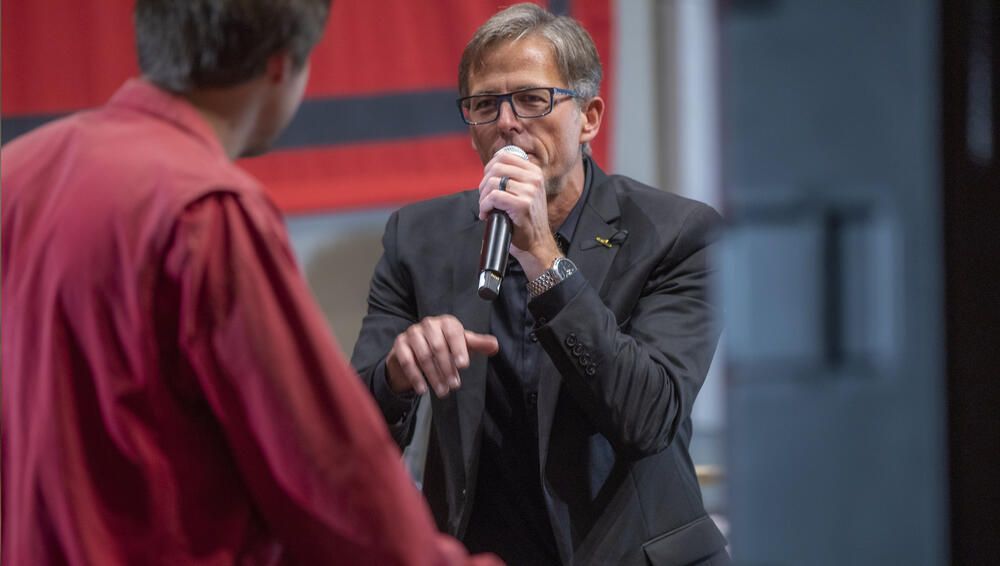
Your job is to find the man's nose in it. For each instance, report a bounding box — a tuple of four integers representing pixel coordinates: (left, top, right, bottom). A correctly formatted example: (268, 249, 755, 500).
(495, 98, 521, 130)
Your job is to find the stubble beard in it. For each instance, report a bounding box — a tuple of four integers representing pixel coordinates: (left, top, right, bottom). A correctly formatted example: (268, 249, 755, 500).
(544, 176, 563, 197)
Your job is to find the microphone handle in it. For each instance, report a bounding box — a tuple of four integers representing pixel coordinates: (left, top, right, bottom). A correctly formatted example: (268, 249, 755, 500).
(477, 144, 525, 301)
(477, 209, 512, 300)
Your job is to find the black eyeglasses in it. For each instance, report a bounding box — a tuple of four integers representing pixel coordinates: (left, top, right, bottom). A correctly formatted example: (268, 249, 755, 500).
(456, 87, 580, 125)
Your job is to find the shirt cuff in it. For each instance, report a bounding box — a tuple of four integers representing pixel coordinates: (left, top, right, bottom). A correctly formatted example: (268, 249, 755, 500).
(371, 358, 419, 424)
(528, 270, 586, 324)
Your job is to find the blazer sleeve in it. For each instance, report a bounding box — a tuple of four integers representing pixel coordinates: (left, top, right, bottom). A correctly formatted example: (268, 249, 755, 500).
(350, 209, 421, 447)
(530, 202, 723, 459)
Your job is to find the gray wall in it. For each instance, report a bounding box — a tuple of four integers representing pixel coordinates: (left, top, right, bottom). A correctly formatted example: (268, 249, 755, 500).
(720, 0, 948, 563)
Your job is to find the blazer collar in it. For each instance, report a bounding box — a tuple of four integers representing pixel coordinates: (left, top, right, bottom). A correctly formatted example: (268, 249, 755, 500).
(565, 160, 624, 297)
(579, 158, 621, 226)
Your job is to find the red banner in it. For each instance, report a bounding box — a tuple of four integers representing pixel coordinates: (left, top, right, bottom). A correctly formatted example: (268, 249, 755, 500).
(2, 1, 613, 213)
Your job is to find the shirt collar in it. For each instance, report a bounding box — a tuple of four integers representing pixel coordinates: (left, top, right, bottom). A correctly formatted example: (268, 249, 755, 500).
(553, 154, 593, 252)
(107, 78, 227, 159)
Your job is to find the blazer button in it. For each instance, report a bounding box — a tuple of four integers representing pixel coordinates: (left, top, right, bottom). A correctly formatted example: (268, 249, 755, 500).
(572, 344, 585, 356)
(586, 366, 597, 376)
(565, 333, 578, 347)
(580, 354, 592, 367)
(527, 392, 538, 406)
(537, 316, 548, 325)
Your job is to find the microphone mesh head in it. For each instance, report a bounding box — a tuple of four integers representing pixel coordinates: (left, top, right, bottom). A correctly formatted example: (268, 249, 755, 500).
(495, 145, 528, 160)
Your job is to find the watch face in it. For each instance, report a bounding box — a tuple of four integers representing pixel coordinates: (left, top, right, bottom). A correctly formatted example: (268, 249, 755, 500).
(554, 258, 576, 278)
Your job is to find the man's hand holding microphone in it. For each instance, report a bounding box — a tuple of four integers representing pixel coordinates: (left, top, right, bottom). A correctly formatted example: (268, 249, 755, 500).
(385, 145, 562, 398)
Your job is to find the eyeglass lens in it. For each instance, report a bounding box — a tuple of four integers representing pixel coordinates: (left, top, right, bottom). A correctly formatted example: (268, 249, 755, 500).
(462, 88, 553, 123)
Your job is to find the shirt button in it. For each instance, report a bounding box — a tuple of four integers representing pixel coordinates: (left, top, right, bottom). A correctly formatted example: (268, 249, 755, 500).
(527, 392, 538, 406)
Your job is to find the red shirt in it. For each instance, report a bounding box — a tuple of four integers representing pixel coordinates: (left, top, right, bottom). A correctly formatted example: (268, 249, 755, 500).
(1, 79, 500, 566)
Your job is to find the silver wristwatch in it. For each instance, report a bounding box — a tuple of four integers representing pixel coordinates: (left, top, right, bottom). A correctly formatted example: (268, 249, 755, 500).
(527, 257, 577, 298)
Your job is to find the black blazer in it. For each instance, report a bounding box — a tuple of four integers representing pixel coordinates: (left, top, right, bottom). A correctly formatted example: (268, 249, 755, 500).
(352, 161, 728, 565)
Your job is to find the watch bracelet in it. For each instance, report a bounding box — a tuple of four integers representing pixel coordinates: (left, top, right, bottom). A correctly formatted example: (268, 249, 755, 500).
(527, 257, 576, 298)
(527, 270, 559, 297)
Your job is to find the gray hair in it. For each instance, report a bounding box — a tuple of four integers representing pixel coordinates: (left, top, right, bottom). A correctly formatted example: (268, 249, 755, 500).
(458, 3, 603, 101)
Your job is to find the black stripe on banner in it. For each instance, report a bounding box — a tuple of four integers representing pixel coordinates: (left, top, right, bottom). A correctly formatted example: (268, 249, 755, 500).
(1, 89, 469, 148)
(2, 113, 63, 144)
(273, 89, 467, 149)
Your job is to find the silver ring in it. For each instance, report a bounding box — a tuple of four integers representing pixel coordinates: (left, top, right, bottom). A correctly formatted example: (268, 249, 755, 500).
(499, 176, 510, 191)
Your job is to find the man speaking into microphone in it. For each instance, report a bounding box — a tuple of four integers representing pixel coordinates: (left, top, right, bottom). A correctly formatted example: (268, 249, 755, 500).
(352, 3, 728, 564)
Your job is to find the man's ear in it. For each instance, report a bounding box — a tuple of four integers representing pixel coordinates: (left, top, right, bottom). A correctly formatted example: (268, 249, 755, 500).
(578, 96, 605, 145)
(264, 52, 295, 84)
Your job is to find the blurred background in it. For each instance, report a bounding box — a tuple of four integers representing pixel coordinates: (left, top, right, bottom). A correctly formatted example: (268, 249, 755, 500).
(3, 0, 997, 564)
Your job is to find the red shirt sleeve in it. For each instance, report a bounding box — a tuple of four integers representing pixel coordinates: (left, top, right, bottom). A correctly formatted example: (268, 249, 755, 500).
(164, 191, 501, 566)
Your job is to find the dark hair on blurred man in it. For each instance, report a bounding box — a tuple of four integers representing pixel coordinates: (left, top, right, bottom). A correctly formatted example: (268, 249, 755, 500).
(0, 2, 501, 565)
(134, 0, 329, 93)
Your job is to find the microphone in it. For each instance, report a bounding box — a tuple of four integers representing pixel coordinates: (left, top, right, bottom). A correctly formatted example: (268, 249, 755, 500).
(478, 145, 528, 301)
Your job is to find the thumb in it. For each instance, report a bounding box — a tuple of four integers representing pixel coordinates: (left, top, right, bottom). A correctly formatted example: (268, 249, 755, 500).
(464, 330, 499, 356)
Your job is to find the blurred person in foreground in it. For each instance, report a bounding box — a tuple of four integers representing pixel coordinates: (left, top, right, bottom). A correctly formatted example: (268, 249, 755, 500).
(0, 1, 501, 565)
(351, 4, 728, 565)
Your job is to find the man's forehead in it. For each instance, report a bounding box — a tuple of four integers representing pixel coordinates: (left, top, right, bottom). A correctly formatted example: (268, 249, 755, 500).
(469, 83, 548, 95)
(467, 37, 563, 93)
(478, 35, 555, 64)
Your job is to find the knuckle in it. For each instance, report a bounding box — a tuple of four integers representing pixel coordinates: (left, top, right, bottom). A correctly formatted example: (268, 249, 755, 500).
(425, 338, 445, 354)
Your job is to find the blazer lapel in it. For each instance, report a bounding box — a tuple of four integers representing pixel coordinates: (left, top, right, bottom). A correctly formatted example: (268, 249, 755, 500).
(432, 194, 491, 485)
(537, 165, 624, 470)
(567, 189, 624, 300)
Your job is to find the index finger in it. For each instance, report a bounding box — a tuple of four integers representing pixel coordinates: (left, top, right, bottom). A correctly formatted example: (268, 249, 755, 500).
(441, 321, 471, 371)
